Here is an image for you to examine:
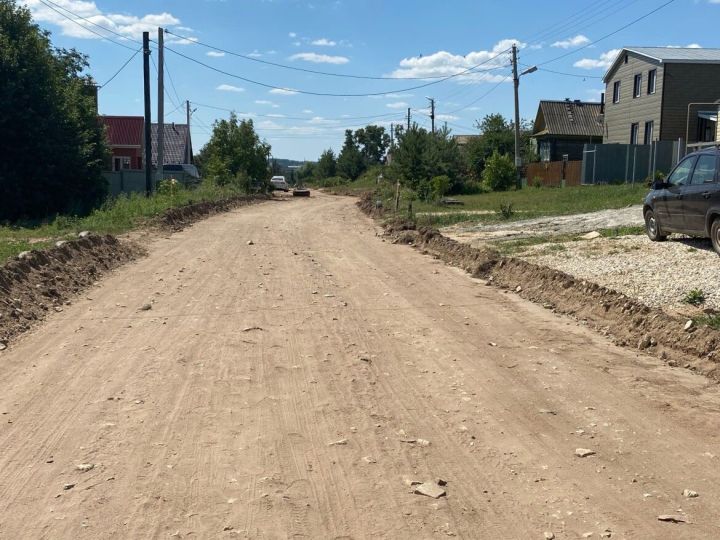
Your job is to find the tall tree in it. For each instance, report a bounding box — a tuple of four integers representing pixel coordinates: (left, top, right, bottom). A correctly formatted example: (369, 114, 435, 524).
(336, 130, 365, 180)
(198, 113, 270, 187)
(355, 125, 390, 165)
(0, 0, 108, 221)
(315, 148, 337, 179)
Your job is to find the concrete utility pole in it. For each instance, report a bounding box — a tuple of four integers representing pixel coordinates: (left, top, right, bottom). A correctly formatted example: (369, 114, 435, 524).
(511, 43, 522, 189)
(407, 108, 411, 131)
(156, 27, 165, 185)
(186, 100, 192, 164)
(143, 31, 152, 196)
(428, 97, 435, 133)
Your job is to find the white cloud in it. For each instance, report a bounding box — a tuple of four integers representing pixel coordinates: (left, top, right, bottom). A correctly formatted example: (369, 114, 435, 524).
(667, 43, 703, 48)
(436, 114, 459, 121)
(574, 49, 621, 70)
(247, 50, 263, 58)
(22, 0, 194, 42)
(216, 84, 244, 93)
(269, 88, 299, 96)
(389, 39, 518, 84)
(551, 35, 590, 49)
(266, 113, 286, 118)
(302, 109, 313, 114)
(386, 102, 408, 109)
(255, 100, 279, 108)
(207, 51, 226, 58)
(289, 32, 297, 38)
(368, 93, 414, 100)
(289, 52, 349, 64)
(311, 38, 337, 47)
(307, 116, 340, 125)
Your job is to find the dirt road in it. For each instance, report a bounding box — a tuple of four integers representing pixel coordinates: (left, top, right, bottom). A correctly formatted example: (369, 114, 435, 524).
(2, 194, 720, 539)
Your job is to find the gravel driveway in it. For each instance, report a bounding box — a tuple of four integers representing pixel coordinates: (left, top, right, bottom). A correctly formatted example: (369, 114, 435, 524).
(518, 234, 720, 311)
(444, 205, 644, 244)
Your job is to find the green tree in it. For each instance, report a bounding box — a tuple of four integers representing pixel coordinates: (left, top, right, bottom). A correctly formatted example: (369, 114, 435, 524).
(198, 113, 270, 190)
(336, 130, 365, 180)
(315, 148, 337, 179)
(390, 125, 430, 195)
(482, 151, 516, 192)
(355, 125, 390, 165)
(0, 0, 108, 221)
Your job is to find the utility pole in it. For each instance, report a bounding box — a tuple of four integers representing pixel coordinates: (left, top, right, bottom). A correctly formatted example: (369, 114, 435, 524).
(428, 97, 435, 133)
(407, 108, 411, 131)
(511, 43, 522, 189)
(390, 123, 394, 147)
(143, 31, 152, 196)
(185, 100, 192, 164)
(156, 27, 165, 185)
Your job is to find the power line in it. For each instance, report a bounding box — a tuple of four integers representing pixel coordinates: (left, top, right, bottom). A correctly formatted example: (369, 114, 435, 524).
(38, 0, 139, 50)
(99, 46, 142, 88)
(531, 66, 603, 79)
(164, 55, 184, 107)
(162, 44, 512, 98)
(537, 0, 678, 67)
(191, 101, 409, 122)
(445, 76, 512, 115)
(163, 29, 509, 81)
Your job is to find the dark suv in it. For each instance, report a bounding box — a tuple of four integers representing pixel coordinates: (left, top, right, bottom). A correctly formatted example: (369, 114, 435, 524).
(643, 148, 720, 253)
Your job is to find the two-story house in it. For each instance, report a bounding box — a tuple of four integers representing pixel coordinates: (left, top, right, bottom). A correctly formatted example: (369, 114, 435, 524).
(603, 47, 720, 147)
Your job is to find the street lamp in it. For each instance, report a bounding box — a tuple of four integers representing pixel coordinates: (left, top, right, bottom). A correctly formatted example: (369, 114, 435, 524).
(512, 42, 537, 188)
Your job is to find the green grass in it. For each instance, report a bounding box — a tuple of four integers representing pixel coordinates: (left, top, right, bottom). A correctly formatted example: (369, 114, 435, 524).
(0, 181, 242, 264)
(694, 314, 720, 330)
(413, 184, 648, 227)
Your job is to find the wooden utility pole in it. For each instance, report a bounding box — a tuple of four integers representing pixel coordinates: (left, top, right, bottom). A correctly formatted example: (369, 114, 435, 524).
(143, 31, 152, 196)
(511, 43, 522, 189)
(407, 108, 411, 131)
(428, 97, 435, 133)
(156, 27, 165, 185)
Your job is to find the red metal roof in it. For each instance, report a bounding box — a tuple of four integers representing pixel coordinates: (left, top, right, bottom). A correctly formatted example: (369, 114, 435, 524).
(100, 116, 144, 147)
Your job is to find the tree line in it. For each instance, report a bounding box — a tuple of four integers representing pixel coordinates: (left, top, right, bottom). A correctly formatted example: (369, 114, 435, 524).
(299, 113, 535, 199)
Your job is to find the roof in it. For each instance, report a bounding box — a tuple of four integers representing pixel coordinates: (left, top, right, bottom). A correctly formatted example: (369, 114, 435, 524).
(453, 134, 480, 145)
(100, 116, 144, 147)
(151, 123, 191, 166)
(532, 100, 603, 138)
(604, 47, 720, 82)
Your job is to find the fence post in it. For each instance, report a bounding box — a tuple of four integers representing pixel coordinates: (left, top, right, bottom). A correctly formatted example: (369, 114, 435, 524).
(632, 147, 637, 184)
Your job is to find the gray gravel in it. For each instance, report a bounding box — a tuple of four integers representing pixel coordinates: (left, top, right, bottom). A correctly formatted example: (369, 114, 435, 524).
(518, 235, 720, 311)
(443, 205, 644, 244)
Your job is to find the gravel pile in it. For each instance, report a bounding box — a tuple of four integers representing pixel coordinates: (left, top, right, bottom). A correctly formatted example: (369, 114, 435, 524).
(518, 235, 720, 310)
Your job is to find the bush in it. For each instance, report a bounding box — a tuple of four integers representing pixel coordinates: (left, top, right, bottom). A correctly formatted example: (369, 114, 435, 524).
(498, 202, 514, 220)
(431, 175, 451, 200)
(532, 177, 543, 188)
(482, 151, 516, 192)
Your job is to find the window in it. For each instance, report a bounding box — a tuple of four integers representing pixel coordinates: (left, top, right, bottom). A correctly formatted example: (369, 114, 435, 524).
(612, 81, 621, 103)
(647, 69, 657, 94)
(633, 74, 642, 98)
(667, 156, 697, 187)
(121, 156, 131, 170)
(690, 154, 717, 185)
(630, 123, 639, 145)
(644, 121, 654, 145)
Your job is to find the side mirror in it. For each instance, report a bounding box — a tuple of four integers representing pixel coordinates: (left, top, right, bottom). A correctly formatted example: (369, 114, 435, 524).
(651, 180, 667, 190)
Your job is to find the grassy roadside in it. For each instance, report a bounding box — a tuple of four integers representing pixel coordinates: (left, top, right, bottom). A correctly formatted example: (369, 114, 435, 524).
(0, 182, 243, 264)
(414, 184, 648, 227)
(489, 226, 646, 256)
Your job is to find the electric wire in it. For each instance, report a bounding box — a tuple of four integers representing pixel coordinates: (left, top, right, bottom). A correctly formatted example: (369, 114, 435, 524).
(99, 47, 142, 88)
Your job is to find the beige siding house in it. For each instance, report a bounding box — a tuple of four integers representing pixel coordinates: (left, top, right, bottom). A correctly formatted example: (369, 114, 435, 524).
(603, 47, 720, 147)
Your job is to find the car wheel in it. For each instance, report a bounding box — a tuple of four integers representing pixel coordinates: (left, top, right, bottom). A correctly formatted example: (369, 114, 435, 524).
(711, 219, 720, 255)
(644, 209, 667, 242)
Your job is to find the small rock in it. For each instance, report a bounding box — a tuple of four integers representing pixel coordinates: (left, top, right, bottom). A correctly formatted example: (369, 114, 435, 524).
(63, 483, 75, 491)
(54, 307, 64, 313)
(17, 251, 32, 260)
(575, 448, 596, 458)
(582, 533, 593, 538)
(416, 438, 430, 447)
(488, 342, 497, 347)
(684, 320, 695, 332)
(637, 335, 652, 350)
(658, 514, 686, 523)
(242, 326, 263, 332)
(328, 438, 348, 446)
(0, 341, 6, 351)
(683, 489, 699, 498)
(76, 463, 95, 472)
(600, 531, 612, 539)
(515, 285, 522, 293)
(538, 409, 556, 415)
(363, 456, 376, 464)
(247, 240, 254, 246)
(78, 231, 91, 238)
(436, 478, 448, 486)
(544, 532, 555, 540)
(140, 304, 152, 311)
(55, 240, 67, 248)
(581, 231, 601, 240)
(413, 482, 446, 499)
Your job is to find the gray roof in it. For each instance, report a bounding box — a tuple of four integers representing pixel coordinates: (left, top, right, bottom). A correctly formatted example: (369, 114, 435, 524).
(604, 47, 720, 82)
(532, 100, 603, 138)
(151, 123, 191, 166)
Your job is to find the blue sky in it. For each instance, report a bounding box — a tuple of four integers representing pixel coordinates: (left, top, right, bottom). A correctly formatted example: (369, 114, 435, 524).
(21, 0, 719, 160)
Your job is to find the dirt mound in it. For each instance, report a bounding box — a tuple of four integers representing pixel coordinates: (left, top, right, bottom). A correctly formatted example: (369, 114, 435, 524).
(357, 192, 386, 218)
(159, 195, 269, 231)
(360, 200, 720, 379)
(0, 235, 143, 348)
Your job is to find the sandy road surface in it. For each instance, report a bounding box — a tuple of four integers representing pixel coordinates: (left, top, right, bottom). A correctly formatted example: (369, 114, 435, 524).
(2, 194, 720, 539)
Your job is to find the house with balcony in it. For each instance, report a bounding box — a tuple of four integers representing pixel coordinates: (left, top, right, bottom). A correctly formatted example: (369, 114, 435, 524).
(603, 47, 720, 149)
